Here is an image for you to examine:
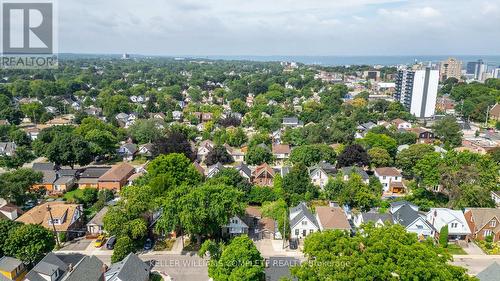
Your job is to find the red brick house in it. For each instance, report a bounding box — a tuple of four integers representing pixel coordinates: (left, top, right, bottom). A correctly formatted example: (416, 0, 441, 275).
(464, 208, 500, 242)
(252, 163, 275, 187)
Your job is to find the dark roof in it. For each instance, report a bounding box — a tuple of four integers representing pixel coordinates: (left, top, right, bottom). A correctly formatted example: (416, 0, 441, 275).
(87, 206, 108, 226)
(290, 202, 319, 229)
(105, 253, 149, 281)
(0, 256, 22, 272)
(282, 117, 299, 124)
(392, 204, 424, 228)
(340, 166, 369, 181)
(57, 169, 79, 177)
(476, 262, 500, 281)
(64, 256, 104, 281)
(80, 167, 111, 178)
(236, 163, 252, 178)
(32, 162, 56, 171)
(25, 252, 67, 281)
(309, 161, 336, 175)
(361, 211, 394, 224)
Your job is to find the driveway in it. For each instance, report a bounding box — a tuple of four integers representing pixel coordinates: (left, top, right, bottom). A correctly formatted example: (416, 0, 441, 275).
(60, 238, 93, 251)
(462, 242, 485, 255)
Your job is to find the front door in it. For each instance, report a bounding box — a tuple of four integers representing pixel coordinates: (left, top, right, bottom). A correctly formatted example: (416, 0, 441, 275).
(302, 229, 307, 237)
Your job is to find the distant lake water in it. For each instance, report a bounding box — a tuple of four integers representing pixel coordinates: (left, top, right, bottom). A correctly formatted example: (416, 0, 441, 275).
(201, 55, 500, 67)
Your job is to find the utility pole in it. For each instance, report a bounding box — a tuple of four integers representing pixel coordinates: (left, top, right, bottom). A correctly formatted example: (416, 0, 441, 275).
(485, 105, 493, 128)
(47, 205, 61, 248)
(282, 210, 286, 249)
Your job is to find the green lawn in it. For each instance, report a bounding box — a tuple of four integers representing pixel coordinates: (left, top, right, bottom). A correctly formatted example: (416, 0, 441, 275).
(445, 244, 467, 255)
(63, 189, 85, 202)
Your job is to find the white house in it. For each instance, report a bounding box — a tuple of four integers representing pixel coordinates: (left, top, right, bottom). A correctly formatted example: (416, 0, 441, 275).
(197, 140, 214, 162)
(172, 111, 183, 121)
(391, 118, 412, 129)
(289, 202, 319, 239)
(353, 211, 393, 228)
(426, 208, 471, 241)
(308, 162, 336, 189)
(392, 203, 435, 240)
(491, 191, 500, 207)
(207, 162, 224, 178)
(223, 216, 249, 237)
(272, 144, 291, 164)
(374, 167, 405, 195)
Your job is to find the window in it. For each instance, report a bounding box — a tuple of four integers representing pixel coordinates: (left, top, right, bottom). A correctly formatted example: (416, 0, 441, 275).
(383, 176, 386, 180)
(484, 229, 492, 237)
(451, 223, 458, 228)
(302, 221, 307, 226)
(416, 225, 423, 229)
(491, 220, 497, 227)
(295, 229, 299, 236)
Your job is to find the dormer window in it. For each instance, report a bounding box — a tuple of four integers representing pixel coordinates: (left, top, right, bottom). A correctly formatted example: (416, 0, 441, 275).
(491, 220, 497, 227)
(48, 218, 61, 225)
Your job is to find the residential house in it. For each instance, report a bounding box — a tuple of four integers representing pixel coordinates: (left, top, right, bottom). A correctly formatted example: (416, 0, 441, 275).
(464, 208, 500, 242)
(427, 208, 471, 241)
(98, 163, 135, 190)
(490, 103, 500, 121)
(224, 145, 245, 162)
(53, 176, 76, 194)
(289, 202, 319, 239)
(201, 113, 213, 123)
(374, 167, 405, 195)
(197, 140, 214, 162)
(0, 257, 26, 281)
(45, 106, 58, 115)
(117, 143, 138, 161)
(105, 253, 149, 281)
(408, 127, 435, 144)
(0, 199, 23, 220)
(476, 262, 500, 281)
(172, 111, 183, 121)
(32, 167, 57, 194)
(0, 142, 16, 156)
(148, 112, 166, 120)
(138, 143, 154, 158)
(25, 252, 105, 281)
(391, 118, 411, 129)
(207, 162, 224, 178)
(340, 166, 370, 184)
(84, 106, 103, 116)
(252, 163, 275, 187)
(243, 206, 280, 240)
(282, 117, 302, 128)
(78, 167, 111, 189)
(16, 202, 83, 239)
(315, 206, 351, 232)
(223, 216, 249, 238)
(390, 201, 419, 214)
(353, 210, 393, 228)
(355, 122, 377, 138)
(459, 138, 497, 155)
(492, 191, 500, 207)
(309, 161, 336, 189)
(271, 130, 281, 144)
(86, 206, 109, 236)
(392, 203, 435, 240)
(272, 144, 291, 164)
(24, 127, 40, 140)
(236, 163, 252, 182)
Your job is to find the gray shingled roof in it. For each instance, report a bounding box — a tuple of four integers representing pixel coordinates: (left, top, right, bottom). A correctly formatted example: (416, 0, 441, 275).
(290, 202, 319, 229)
(392, 204, 428, 228)
(476, 262, 500, 281)
(0, 256, 22, 272)
(236, 163, 252, 178)
(361, 212, 394, 224)
(64, 256, 104, 281)
(105, 253, 149, 281)
(340, 166, 369, 181)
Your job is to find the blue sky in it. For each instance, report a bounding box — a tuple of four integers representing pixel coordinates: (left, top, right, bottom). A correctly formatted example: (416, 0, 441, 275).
(58, 0, 500, 56)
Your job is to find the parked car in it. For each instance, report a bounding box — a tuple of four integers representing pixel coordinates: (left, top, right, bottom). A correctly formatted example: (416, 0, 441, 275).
(95, 235, 106, 248)
(144, 238, 154, 250)
(106, 236, 116, 250)
(289, 238, 298, 250)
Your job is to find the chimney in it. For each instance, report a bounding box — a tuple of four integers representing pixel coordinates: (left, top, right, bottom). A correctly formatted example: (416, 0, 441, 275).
(68, 263, 73, 272)
(101, 263, 108, 273)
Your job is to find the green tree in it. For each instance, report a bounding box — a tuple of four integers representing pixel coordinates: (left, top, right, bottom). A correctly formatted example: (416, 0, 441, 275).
(433, 116, 463, 148)
(337, 144, 369, 168)
(45, 133, 93, 168)
(262, 199, 289, 239)
(289, 144, 336, 166)
(413, 152, 442, 188)
(396, 144, 435, 178)
(3, 224, 56, 265)
(290, 225, 473, 281)
(128, 119, 164, 144)
(245, 145, 273, 165)
(0, 168, 42, 205)
(283, 163, 318, 205)
(111, 236, 135, 263)
(439, 225, 449, 248)
(359, 132, 398, 157)
(204, 235, 265, 281)
(0, 220, 22, 256)
(205, 145, 234, 166)
(20, 102, 46, 124)
(230, 98, 248, 114)
(368, 147, 393, 168)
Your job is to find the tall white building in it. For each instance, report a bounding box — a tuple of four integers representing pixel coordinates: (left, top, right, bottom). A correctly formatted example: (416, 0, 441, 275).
(492, 68, 500, 79)
(466, 59, 486, 81)
(395, 67, 439, 118)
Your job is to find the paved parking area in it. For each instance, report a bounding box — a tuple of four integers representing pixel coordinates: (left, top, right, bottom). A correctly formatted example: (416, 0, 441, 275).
(61, 238, 93, 251)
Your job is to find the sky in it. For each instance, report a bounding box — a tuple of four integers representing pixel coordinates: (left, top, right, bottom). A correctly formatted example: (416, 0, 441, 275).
(57, 0, 500, 56)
